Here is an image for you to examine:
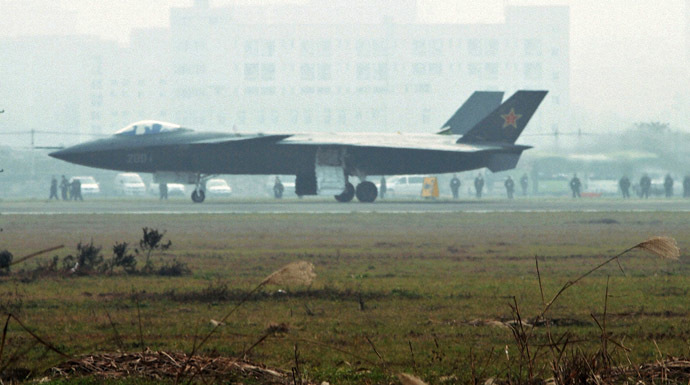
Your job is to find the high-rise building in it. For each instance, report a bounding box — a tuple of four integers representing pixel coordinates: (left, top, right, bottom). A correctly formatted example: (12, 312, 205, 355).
(0, 1, 569, 146)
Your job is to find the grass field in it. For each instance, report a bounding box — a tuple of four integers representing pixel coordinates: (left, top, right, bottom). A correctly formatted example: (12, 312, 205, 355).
(0, 211, 688, 384)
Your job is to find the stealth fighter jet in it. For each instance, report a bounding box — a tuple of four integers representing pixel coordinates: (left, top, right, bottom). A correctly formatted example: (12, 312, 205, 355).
(50, 90, 547, 203)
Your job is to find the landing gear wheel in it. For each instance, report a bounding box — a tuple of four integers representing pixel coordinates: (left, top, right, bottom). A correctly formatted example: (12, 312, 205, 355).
(334, 183, 355, 202)
(355, 181, 378, 203)
(191, 189, 206, 203)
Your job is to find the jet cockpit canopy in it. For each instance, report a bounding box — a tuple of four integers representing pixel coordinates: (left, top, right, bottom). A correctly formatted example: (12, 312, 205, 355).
(115, 120, 188, 136)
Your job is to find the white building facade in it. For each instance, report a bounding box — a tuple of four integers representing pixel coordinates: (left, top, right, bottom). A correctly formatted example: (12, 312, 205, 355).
(1, 1, 569, 146)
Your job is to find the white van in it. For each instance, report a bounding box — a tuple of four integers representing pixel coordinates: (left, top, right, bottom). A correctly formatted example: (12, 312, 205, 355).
(385, 175, 426, 197)
(69, 176, 101, 195)
(205, 178, 233, 196)
(114, 173, 146, 196)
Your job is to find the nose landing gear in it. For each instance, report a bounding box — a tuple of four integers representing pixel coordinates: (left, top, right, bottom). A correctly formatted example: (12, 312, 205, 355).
(190, 174, 215, 203)
(191, 189, 205, 203)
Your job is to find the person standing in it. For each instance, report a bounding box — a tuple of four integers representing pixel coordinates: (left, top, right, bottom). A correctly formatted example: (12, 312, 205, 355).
(71, 178, 83, 201)
(273, 176, 284, 199)
(520, 173, 529, 196)
(379, 176, 387, 199)
(60, 175, 69, 201)
(640, 174, 651, 199)
(619, 176, 631, 198)
(504, 176, 515, 199)
(684, 175, 690, 198)
(474, 174, 484, 198)
(569, 174, 581, 198)
(664, 174, 674, 198)
(450, 174, 461, 199)
(49, 176, 59, 200)
(159, 183, 168, 200)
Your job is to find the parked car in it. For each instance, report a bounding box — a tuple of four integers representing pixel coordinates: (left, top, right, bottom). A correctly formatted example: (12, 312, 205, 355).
(69, 176, 100, 195)
(114, 173, 146, 196)
(149, 183, 186, 196)
(205, 178, 232, 196)
(385, 175, 426, 197)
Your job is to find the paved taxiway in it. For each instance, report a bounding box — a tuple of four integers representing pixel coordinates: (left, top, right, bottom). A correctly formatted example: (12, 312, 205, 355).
(2, 198, 690, 214)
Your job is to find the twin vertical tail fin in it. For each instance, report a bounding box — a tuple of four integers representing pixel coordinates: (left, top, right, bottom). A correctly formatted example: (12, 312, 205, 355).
(439, 91, 504, 135)
(458, 90, 548, 144)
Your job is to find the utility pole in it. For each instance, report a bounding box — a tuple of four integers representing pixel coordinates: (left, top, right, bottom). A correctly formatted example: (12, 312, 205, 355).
(31, 129, 35, 176)
(0, 109, 3, 173)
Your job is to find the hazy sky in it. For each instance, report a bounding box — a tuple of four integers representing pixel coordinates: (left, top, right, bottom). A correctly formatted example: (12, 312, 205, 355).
(1, 0, 688, 127)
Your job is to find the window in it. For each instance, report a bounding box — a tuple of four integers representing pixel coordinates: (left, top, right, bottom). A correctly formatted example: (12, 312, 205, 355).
(300, 63, 315, 81)
(468, 39, 482, 56)
(323, 108, 332, 124)
(317, 63, 331, 81)
(524, 63, 542, 80)
(429, 39, 442, 56)
(428, 63, 442, 76)
(524, 39, 542, 56)
(413, 40, 425, 57)
(303, 109, 312, 125)
(412, 63, 426, 76)
(244, 63, 259, 81)
(485, 62, 498, 80)
(356, 63, 371, 80)
(261, 63, 275, 81)
(485, 39, 498, 56)
(262, 40, 275, 57)
(374, 63, 388, 80)
(469, 63, 482, 77)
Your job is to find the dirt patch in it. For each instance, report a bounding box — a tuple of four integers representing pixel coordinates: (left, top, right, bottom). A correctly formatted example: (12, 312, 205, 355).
(582, 218, 620, 224)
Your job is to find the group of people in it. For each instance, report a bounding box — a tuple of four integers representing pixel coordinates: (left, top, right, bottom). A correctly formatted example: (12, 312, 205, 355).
(567, 173, 688, 199)
(503, 174, 529, 199)
(617, 174, 690, 199)
(49, 175, 82, 201)
(449, 173, 530, 199)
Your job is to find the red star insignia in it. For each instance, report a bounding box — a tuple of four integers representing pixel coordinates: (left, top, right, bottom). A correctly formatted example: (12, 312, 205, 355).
(501, 108, 522, 129)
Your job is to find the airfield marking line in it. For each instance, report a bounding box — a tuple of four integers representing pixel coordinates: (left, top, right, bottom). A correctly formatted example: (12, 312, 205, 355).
(2, 209, 690, 215)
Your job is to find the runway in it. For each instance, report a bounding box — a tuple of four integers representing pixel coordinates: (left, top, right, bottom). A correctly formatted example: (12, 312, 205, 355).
(1, 197, 690, 214)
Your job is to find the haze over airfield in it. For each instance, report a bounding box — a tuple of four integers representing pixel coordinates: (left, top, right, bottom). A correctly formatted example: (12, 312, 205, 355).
(0, 0, 687, 129)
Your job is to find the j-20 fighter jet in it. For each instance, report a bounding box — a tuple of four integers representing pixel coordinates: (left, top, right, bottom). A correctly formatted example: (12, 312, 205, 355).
(50, 90, 546, 203)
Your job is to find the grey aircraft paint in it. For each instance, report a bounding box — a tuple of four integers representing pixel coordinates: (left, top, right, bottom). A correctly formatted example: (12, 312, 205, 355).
(50, 90, 547, 203)
(440, 91, 504, 135)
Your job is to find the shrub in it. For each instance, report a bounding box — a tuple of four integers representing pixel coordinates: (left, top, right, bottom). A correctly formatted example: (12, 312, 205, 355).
(157, 260, 190, 276)
(0, 250, 13, 275)
(111, 242, 137, 274)
(138, 227, 172, 273)
(75, 241, 103, 273)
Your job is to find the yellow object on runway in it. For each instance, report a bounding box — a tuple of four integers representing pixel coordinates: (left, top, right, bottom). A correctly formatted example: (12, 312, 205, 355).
(421, 176, 439, 198)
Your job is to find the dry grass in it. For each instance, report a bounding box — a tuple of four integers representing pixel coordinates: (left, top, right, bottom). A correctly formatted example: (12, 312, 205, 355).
(262, 261, 316, 287)
(0, 212, 687, 385)
(52, 349, 301, 384)
(635, 236, 681, 260)
(397, 372, 428, 385)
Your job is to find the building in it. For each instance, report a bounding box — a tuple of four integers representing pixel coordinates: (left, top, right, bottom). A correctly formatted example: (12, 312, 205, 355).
(0, 1, 569, 147)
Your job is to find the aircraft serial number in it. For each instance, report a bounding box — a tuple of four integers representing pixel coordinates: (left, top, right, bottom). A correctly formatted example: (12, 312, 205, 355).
(126, 153, 151, 164)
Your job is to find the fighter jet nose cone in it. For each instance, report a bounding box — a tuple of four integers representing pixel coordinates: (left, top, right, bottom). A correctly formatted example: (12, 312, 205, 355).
(49, 149, 69, 161)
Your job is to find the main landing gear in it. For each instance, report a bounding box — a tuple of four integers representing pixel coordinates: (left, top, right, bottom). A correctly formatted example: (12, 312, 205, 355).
(335, 183, 355, 202)
(355, 181, 378, 203)
(334, 181, 378, 203)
